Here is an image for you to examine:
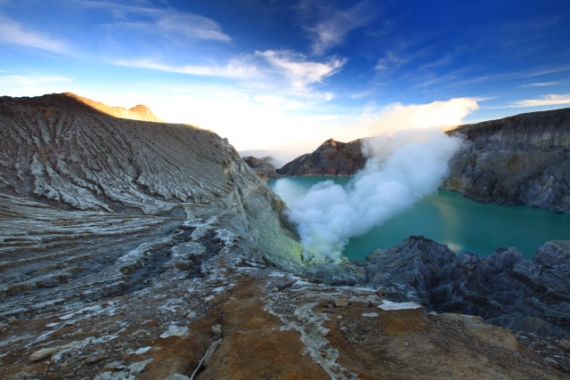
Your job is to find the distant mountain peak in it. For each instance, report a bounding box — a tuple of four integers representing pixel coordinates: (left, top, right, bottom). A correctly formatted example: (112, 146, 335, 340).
(61, 92, 162, 122)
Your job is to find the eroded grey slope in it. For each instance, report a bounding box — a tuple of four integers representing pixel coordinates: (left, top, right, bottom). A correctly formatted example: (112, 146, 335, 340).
(0, 93, 303, 320)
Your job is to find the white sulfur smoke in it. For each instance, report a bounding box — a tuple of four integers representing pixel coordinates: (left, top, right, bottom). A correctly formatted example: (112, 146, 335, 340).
(288, 130, 463, 263)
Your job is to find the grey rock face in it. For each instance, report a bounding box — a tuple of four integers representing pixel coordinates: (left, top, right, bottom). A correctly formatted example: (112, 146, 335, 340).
(243, 156, 277, 179)
(277, 138, 365, 176)
(0, 93, 305, 327)
(444, 107, 570, 211)
(362, 236, 570, 338)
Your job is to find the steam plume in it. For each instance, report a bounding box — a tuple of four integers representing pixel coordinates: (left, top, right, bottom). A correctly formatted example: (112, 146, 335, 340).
(289, 99, 477, 262)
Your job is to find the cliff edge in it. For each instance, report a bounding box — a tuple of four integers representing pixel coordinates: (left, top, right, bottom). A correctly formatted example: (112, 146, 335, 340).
(444, 108, 570, 211)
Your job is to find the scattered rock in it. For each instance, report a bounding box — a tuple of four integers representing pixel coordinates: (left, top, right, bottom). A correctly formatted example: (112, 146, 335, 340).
(133, 346, 151, 355)
(211, 324, 222, 334)
(378, 300, 422, 311)
(29, 347, 60, 362)
(94, 370, 130, 380)
(164, 374, 192, 380)
(160, 324, 189, 338)
(84, 351, 106, 364)
(333, 297, 349, 308)
(103, 361, 125, 371)
(129, 359, 153, 374)
(544, 357, 560, 368)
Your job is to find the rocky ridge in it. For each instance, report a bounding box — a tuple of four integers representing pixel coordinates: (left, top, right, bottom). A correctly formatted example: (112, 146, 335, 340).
(276, 138, 365, 176)
(1, 94, 568, 379)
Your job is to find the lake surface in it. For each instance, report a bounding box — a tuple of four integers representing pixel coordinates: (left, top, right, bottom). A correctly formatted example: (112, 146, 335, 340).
(270, 176, 570, 261)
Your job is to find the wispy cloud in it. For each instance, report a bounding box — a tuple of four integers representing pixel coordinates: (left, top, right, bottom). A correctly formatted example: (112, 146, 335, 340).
(115, 50, 346, 100)
(256, 50, 345, 97)
(375, 51, 406, 72)
(301, 1, 376, 55)
(510, 94, 570, 108)
(70, 0, 231, 42)
(520, 81, 558, 88)
(113, 58, 259, 79)
(523, 65, 570, 78)
(0, 15, 68, 53)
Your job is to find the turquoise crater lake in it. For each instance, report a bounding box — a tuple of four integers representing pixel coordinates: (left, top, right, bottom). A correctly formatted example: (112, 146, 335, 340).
(270, 176, 570, 261)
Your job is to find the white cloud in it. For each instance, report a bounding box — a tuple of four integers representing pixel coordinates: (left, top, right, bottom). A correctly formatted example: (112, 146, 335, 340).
(303, 1, 375, 55)
(256, 50, 345, 96)
(113, 58, 259, 79)
(510, 94, 570, 108)
(155, 13, 230, 42)
(77, 85, 347, 159)
(0, 15, 68, 53)
(334, 98, 480, 143)
(115, 50, 346, 100)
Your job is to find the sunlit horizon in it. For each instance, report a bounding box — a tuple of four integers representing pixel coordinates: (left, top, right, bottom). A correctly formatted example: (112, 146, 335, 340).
(1, 0, 570, 156)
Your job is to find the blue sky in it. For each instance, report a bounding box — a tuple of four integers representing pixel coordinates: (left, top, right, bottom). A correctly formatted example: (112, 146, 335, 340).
(1, 0, 569, 156)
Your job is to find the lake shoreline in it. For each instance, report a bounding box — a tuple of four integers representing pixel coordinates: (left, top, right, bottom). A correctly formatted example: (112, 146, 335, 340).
(270, 176, 570, 260)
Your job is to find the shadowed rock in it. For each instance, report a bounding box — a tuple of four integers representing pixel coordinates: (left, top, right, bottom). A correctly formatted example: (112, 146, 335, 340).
(444, 107, 570, 211)
(362, 236, 570, 339)
(243, 156, 277, 179)
(277, 138, 365, 176)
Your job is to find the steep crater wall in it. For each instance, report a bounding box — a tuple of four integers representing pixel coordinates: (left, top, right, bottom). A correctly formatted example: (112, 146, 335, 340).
(444, 108, 570, 211)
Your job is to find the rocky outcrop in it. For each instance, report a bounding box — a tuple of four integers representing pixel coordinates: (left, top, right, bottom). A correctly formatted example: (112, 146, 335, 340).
(243, 156, 277, 179)
(277, 138, 365, 176)
(362, 237, 570, 339)
(444, 108, 570, 211)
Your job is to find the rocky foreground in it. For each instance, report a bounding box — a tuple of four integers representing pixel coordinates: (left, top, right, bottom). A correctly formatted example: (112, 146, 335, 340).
(361, 237, 570, 341)
(0, 94, 569, 379)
